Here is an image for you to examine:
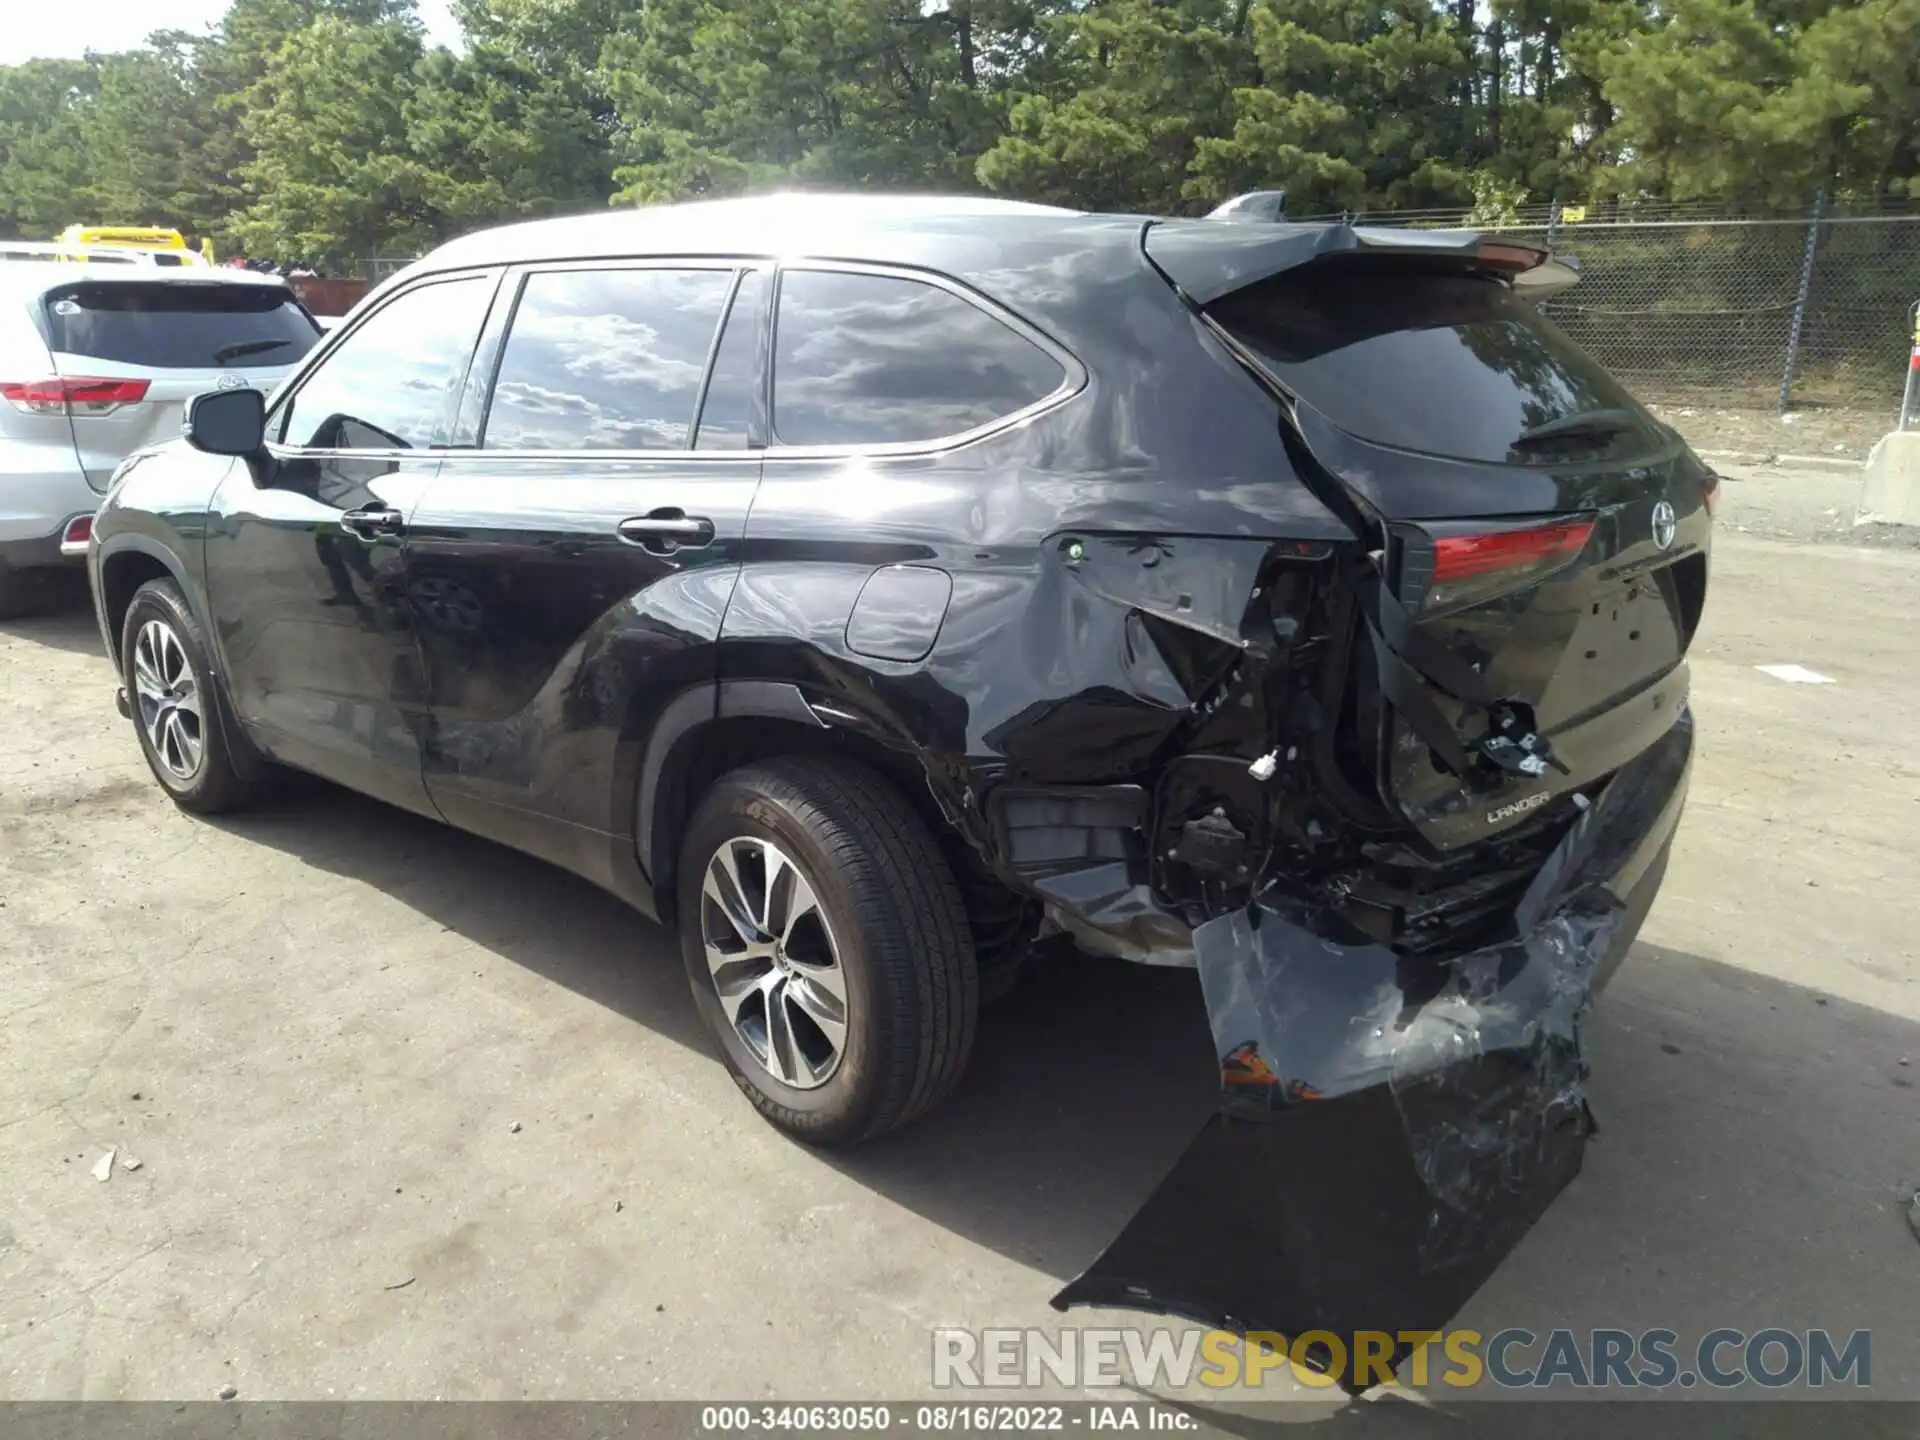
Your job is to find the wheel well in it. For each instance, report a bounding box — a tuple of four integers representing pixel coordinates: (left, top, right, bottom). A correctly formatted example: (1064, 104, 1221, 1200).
(648, 715, 1002, 935)
(99, 551, 176, 665)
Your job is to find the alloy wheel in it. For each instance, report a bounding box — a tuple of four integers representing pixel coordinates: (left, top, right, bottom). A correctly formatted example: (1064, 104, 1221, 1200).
(131, 618, 204, 782)
(700, 836, 849, 1089)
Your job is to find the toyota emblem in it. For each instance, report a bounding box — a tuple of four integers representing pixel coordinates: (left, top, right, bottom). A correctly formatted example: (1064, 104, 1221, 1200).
(215, 373, 247, 391)
(1651, 500, 1677, 551)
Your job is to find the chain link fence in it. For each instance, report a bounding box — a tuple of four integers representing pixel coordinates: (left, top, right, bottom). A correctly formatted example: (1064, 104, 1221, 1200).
(1313, 203, 1920, 415)
(1520, 215, 1917, 414)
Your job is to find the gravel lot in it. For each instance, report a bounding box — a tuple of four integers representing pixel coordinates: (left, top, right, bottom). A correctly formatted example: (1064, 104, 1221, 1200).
(1653, 403, 1896, 467)
(3, 467, 1917, 1413)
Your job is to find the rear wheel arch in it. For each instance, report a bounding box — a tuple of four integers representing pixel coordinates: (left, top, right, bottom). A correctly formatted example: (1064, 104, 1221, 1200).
(639, 681, 973, 929)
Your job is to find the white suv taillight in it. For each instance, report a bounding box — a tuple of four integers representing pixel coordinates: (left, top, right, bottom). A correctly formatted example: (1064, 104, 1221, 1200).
(0, 376, 151, 416)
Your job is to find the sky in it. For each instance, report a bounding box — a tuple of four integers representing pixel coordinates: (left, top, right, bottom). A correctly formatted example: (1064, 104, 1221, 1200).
(1, 0, 462, 67)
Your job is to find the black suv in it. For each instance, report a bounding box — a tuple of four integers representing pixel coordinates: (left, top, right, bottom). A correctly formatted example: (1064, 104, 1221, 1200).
(91, 195, 1706, 1361)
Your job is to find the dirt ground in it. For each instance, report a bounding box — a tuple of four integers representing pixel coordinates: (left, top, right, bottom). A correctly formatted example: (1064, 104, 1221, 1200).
(1650, 402, 1897, 467)
(3, 468, 1917, 1416)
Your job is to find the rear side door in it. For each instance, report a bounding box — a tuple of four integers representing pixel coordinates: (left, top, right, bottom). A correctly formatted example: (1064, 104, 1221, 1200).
(406, 261, 767, 878)
(204, 270, 501, 813)
(37, 277, 322, 486)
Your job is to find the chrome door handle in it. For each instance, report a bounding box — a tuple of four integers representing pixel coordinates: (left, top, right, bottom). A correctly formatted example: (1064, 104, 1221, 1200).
(340, 506, 403, 540)
(617, 509, 715, 555)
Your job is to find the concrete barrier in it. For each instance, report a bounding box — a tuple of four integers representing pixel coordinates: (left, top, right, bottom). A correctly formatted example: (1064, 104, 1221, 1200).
(1857, 430, 1920, 526)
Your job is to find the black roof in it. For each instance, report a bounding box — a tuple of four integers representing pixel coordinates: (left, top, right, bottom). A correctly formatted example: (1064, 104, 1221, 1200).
(419, 194, 1117, 273)
(409, 193, 1556, 319)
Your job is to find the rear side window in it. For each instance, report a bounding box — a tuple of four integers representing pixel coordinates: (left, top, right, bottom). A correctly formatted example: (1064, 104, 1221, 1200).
(773, 270, 1066, 447)
(280, 275, 487, 450)
(42, 282, 320, 370)
(483, 267, 734, 451)
(1211, 269, 1659, 465)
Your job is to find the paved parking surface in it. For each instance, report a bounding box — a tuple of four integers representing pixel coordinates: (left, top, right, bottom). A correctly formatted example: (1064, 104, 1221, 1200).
(2, 486, 1917, 1411)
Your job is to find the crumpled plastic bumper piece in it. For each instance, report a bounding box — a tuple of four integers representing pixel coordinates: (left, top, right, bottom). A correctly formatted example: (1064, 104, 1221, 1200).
(1053, 712, 1692, 1389)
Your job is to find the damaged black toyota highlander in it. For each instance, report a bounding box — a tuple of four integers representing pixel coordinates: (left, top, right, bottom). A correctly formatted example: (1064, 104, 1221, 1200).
(89, 195, 1707, 1377)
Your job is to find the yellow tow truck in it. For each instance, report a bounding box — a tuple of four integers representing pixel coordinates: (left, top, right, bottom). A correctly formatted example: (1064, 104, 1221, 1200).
(54, 225, 215, 267)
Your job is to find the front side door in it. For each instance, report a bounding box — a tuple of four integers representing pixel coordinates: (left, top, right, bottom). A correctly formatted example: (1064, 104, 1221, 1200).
(405, 262, 768, 882)
(205, 270, 501, 813)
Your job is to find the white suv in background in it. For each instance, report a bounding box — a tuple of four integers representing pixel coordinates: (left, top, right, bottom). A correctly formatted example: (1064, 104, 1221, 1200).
(0, 266, 322, 616)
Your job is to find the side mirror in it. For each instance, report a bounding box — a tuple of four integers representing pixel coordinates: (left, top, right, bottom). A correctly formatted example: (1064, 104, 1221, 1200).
(183, 387, 266, 457)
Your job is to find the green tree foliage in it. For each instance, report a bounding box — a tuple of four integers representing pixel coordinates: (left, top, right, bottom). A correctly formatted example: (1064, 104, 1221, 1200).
(435, 0, 622, 216)
(0, 60, 100, 237)
(600, 0, 1002, 203)
(231, 14, 439, 261)
(0, 0, 1914, 262)
(971, 0, 1245, 213)
(1597, 0, 1920, 205)
(81, 37, 229, 237)
(407, 46, 615, 229)
(1188, 0, 1478, 213)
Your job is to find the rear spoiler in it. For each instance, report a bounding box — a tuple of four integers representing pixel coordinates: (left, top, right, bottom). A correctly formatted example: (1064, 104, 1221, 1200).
(1144, 216, 1582, 304)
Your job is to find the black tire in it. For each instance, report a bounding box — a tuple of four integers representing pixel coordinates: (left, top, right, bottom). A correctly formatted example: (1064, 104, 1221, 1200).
(120, 578, 259, 813)
(676, 756, 978, 1145)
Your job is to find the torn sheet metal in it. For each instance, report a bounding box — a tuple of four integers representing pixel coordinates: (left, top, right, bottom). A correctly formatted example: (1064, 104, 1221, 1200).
(1054, 711, 1691, 1388)
(1032, 862, 1197, 968)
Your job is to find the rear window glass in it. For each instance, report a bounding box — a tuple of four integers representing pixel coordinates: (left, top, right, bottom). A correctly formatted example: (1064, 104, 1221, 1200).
(773, 270, 1066, 447)
(1212, 269, 1660, 465)
(42, 282, 321, 370)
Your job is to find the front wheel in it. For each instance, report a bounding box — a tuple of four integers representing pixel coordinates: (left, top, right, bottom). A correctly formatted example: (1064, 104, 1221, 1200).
(676, 756, 978, 1145)
(121, 579, 260, 813)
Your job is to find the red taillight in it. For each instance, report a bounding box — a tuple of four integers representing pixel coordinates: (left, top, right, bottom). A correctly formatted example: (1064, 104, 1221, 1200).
(1431, 519, 1594, 583)
(63, 515, 93, 545)
(1, 376, 150, 415)
(1416, 517, 1595, 614)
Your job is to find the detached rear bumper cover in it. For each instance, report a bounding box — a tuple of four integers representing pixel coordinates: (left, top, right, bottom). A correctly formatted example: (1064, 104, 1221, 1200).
(1054, 710, 1691, 1386)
